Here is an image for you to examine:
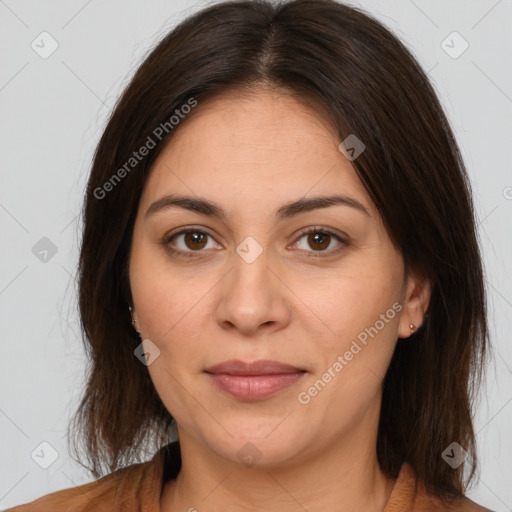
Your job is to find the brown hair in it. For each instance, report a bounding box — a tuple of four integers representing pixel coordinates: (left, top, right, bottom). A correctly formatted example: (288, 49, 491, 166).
(70, 0, 488, 499)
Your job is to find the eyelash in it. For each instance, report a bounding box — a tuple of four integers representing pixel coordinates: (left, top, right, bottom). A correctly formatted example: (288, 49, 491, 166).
(161, 226, 348, 259)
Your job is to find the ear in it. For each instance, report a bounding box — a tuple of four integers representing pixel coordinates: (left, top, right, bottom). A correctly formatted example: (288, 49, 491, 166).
(129, 305, 139, 330)
(397, 271, 432, 339)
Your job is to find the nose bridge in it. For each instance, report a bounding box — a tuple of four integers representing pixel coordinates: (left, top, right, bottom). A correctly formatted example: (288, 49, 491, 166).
(228, 239, 274, 308)
(214, 238, 290, 334)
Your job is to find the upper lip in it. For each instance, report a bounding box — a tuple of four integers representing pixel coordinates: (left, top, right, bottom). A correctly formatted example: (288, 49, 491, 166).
(205, 359, 305, 375)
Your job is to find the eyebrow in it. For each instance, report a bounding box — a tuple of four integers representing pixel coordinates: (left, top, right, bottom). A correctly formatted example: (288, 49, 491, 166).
(145, 193, 370, 220)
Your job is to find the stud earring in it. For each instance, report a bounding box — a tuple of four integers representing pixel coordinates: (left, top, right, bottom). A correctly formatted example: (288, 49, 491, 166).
(410, 323, 416, 331)
(129, 306, 141, 337)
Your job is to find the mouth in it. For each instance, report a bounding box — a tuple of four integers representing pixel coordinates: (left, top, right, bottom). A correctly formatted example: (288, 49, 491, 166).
(204, 359, 307, 401)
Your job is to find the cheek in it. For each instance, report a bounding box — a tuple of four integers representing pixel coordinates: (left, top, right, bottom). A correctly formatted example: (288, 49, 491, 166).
(130, 255, 222, 384)
(317, 269, 401, 343)
(301, 262, 403, 399)
(130, 240, 206, 337)
(135, 282, 213, 361)
(130, 255, 216, 426)
(296, 276, 401, 422)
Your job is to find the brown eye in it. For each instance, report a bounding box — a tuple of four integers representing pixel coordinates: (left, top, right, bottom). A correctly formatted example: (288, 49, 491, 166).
(293, 228, 347, 256)
(307, 232, 331, 251)
(183, 231, 208, 250)
(165, 229, 221, 256)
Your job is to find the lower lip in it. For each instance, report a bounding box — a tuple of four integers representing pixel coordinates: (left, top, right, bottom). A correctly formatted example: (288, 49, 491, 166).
(206, 372, 305, 400)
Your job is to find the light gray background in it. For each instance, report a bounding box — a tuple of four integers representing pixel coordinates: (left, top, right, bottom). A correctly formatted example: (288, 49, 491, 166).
(1, 0, 511, 510)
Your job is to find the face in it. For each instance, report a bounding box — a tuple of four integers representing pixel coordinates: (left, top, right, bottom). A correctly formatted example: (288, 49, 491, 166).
(129, 88, 425, 468)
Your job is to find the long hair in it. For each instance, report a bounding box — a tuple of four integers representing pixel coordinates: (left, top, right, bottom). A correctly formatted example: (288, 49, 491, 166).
(70, 0, 488, 498)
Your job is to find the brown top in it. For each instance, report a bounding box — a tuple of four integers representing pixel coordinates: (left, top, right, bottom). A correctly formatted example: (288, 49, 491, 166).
(7, 441, 491, 511)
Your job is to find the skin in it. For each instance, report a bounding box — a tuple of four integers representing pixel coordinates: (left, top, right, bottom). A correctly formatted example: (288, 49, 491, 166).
(129, 86, 431, 512)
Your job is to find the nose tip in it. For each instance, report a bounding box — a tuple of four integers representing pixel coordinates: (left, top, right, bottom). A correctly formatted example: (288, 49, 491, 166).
(223, 317, 276, 334)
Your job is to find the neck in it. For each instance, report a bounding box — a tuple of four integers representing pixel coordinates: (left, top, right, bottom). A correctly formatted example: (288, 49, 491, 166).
(161, 421, 396, 512)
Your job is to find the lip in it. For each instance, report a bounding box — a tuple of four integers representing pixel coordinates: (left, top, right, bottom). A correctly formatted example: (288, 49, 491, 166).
(205, 359, 306, 400)
(205, 359, 304, 375)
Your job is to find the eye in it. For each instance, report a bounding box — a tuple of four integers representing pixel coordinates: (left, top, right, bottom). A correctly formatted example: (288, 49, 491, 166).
(162, 226, 348, 259)
(163, 228, 221, 257)
(291, 227, 347, 255)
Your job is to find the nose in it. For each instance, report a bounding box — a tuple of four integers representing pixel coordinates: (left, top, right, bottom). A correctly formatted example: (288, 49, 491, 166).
(214, 249, 292, 337)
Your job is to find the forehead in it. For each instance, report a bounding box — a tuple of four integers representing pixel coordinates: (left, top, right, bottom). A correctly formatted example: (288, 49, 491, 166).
(139, 88, 375, 218)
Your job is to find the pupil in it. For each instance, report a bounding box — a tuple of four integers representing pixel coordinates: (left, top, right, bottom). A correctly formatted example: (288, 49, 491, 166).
(186, 232, 206, 250)
(309, 232, 329, 250)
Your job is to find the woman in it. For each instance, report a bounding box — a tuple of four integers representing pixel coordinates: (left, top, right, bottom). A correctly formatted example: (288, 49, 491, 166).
(9, 0, 491, 510)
